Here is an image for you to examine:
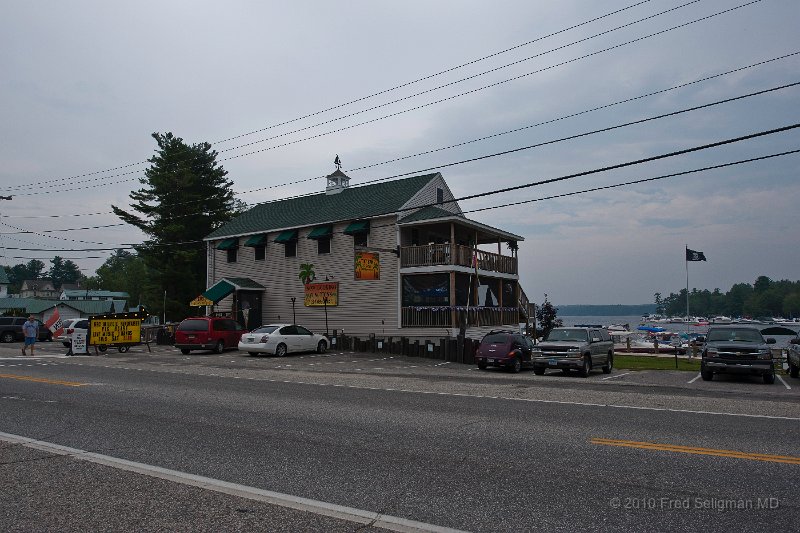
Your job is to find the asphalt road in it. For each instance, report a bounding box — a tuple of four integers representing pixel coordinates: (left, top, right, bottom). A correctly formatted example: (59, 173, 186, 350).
(1, 342, 798, 532)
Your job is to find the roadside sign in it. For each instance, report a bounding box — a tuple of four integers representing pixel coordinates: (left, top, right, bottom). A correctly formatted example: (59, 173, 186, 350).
(71, 331, 88, 354)
(190, 295, 214, 306)
(89, 318, 142, 346)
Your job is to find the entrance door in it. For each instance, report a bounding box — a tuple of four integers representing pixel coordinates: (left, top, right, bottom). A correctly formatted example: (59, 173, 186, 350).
(237, 291, 263, 331)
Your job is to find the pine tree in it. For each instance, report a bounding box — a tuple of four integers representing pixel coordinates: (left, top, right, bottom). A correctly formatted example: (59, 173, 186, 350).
(112, 132, 240, 320)
(536, 294, 563, 339)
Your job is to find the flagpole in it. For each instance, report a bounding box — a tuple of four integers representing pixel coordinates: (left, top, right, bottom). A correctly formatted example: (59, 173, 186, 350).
(685, 244, 690, 335)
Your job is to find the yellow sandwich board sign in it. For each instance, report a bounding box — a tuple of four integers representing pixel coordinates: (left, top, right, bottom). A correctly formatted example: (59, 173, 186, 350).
(89, 318, 142, 346)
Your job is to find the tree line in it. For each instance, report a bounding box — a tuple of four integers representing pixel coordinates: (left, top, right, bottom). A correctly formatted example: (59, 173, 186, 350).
(654, 276, 800, 319)
(3, 132, 243, 321)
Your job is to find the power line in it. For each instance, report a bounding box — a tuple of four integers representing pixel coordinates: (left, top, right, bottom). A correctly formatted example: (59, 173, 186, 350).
(4, 122, 797, 253)
(2, 0, 657, 191)
(2, 0, 752, 195)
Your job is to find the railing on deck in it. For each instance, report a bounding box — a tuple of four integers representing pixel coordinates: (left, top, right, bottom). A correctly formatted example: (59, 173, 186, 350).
(402, 307, 519, 328)
(400, 244, 517, 274)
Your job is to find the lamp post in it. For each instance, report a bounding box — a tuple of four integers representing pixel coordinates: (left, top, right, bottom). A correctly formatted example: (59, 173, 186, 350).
(323, 296, 329, 336)
(291, 297, 296, 324)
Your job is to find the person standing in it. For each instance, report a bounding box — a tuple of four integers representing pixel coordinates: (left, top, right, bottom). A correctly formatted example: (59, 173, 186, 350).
(22, 315, 39, 356)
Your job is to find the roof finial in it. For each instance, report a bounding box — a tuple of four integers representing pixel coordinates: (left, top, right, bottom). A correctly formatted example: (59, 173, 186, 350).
(334, 154, 341, 170)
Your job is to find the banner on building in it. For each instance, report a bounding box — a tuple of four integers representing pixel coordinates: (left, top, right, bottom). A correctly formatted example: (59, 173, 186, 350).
(304, 282, 339, 307)
(355, 251, 380, 280)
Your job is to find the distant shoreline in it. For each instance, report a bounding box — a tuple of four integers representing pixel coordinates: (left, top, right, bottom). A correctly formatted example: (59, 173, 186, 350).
(556, 304, 656, 316)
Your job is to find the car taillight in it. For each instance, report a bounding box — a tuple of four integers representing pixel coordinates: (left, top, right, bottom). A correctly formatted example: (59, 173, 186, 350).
(260, 335, 269, 343)
(66, 328, 74, 334)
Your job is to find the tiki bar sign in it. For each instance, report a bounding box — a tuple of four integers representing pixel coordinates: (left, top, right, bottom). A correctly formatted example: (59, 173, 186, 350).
(354, 251, 380, 280)
(304, 282, 339, 307)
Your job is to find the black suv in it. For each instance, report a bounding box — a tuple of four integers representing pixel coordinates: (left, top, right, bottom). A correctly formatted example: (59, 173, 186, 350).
(0, 317, 53, 343)
(700, 325, 776, 384)
(474, 330, 534, 373)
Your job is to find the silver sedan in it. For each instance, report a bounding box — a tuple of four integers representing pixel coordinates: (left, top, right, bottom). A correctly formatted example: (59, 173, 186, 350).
(238, 324, 329, 356)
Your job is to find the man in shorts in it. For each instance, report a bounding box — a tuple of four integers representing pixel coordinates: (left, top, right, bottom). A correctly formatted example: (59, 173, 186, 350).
(22, 315, 39, 356)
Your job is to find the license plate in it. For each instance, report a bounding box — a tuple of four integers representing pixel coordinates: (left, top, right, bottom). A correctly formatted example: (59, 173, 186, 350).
(187, 335, 195, 340)
(549, 358, 557, 366)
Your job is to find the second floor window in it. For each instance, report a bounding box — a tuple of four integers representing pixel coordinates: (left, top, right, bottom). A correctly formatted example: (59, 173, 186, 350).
(226, 248, 238, 263)
(318, 238, 331, 254)
(254, 244, 266, 261)
(353, 233, 368, 247)
(284, 242, 297, 257)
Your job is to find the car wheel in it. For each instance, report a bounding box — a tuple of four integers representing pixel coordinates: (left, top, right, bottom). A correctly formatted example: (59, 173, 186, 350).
(1, 332, 14, 343)
(579, 356, 591, 377)
(276, 343, 287, 357)
(213, 341, 224, 354)
(98, 345, 108, 353)
(508, 357, 521, 373)
(180, 349, 191, 355)
(533, 367, 545, 376)
(701, 368, 713, 381)
(763, 372, 775, 385)
(602, 353, 613, 374)
(317, 340, 327, 354)
(117, 345, 130, 353)
(790, 362, 799, 379)
(477, 361, 487, 370)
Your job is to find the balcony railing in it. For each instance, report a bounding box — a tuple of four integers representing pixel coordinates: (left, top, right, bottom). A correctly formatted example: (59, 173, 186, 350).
(400, 244, 517, 275)
(401, 306, 519, 328)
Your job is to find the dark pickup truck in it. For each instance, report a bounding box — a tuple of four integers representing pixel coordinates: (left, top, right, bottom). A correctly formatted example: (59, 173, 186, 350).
(700, 325, 776, 384)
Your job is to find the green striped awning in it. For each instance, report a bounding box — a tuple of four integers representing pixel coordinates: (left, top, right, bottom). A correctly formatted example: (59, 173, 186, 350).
(307, 225, 333, 240)
(243, 234, 267, 247)
(273, 229, 298, 243)
(216, 238, 238, 250)
(343, 220, 369, 235)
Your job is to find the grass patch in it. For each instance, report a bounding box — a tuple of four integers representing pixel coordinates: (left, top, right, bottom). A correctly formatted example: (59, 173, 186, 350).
(615, 354, 701, 371)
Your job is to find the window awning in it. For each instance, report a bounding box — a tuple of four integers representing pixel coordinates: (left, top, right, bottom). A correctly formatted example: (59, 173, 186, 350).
(216, 238, 238, 250)
(243, 234, 267, 247)
(307, 225, 333, 240)
(202, 280, 235, 303)
(343, 220, 369, 235)
(273, 229, 298, 243)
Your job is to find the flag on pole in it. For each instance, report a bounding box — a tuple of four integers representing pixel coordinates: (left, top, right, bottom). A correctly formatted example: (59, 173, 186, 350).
(686, 248, 707, 261)
(44, 307, 63, 337)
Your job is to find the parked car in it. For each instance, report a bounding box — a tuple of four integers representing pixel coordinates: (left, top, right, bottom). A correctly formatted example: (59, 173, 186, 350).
(700, 325, 776, 384)
(789, 337, 800, 379)
(474, 330, 534, 373)
(531, 327, 614, 377)
(173, 317, 245, 354)
(57, 318, 80, 347)
(0, 316, 53, 343)
(238, 324, 329, 356)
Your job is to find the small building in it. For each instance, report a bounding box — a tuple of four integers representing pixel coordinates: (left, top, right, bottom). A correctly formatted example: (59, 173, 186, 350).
(60, 289, 130, 301)
(202, 170, 528, 339)
(19, 279, 59, 299)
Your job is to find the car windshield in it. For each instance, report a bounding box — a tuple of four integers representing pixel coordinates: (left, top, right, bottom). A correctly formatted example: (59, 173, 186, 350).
(252, 326, 279, 334)
(544, 329, 588, 342)
(177, 319, 209, 332)
(706, 328, 764, 343)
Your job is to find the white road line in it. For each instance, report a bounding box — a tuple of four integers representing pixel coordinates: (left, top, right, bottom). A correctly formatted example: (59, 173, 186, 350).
(601, 372, 631, 381)
(688, 373, 702, 384)
(434, 362, 450, 367)
(777, 375, 792, 390)
(0, 432, 465, 533)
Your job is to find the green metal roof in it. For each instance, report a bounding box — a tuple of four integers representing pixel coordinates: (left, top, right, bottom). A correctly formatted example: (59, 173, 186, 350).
(243, 234, 267, 247)
(343, 220, 369, 235)
(0, 298, 128, 316)
(274, 229, 298, 243)
(216, 238, 238, 250)
(225, 278, 265, 290)
(307, 225, 332, 240)
(206, 173, 439, 239)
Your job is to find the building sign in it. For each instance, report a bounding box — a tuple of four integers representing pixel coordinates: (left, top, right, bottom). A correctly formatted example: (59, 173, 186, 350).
(355, 251, 380, 280)
(190, 295, 214, 307)
(304, 282, 339, 307)
(89, 318, 142, 345)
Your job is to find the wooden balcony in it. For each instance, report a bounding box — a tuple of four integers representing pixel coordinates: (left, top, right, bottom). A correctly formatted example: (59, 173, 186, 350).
(401, 307, 519, 328)
(400, 244, 517, 275)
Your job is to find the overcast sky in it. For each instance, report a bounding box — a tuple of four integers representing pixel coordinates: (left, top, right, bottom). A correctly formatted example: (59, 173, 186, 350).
(1, 0, 798, 305)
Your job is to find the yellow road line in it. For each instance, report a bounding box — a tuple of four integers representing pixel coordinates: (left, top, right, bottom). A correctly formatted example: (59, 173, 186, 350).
(591, 438, 800, 465)
(0, 373, 88, 387)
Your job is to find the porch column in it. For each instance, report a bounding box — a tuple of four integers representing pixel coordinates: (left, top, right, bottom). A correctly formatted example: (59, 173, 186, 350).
(450, 272, 457, 329)
(450, 223, 455, 265)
